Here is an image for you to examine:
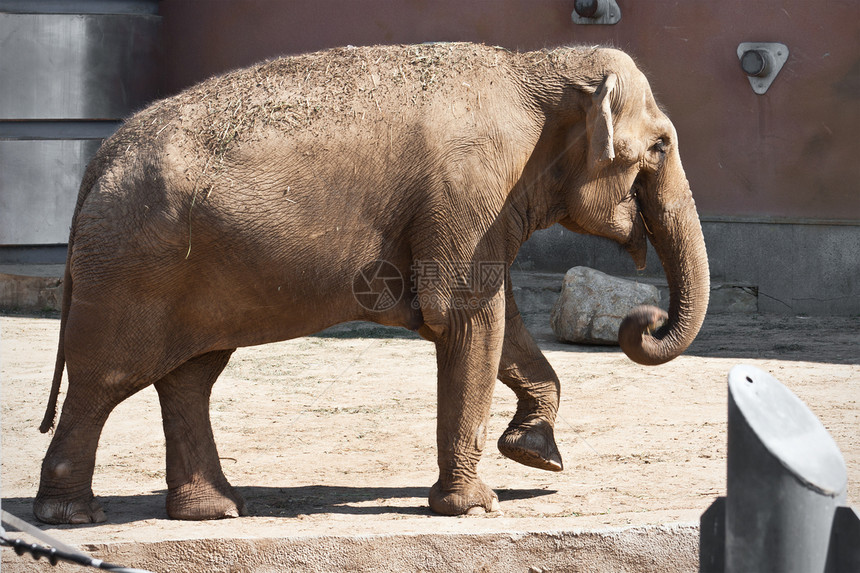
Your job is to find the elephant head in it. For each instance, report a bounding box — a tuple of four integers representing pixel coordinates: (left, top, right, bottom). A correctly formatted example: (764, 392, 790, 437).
(544, 48, 710, 365)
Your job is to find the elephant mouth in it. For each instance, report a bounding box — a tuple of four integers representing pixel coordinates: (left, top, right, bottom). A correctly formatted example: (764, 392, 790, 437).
(623, 225, 648, 270)
(623, 207, 649, 270)
(623, 176, 649, 270)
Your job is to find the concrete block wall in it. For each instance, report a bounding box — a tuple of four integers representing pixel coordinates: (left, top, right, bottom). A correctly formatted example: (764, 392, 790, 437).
(516, 220, 859, 316)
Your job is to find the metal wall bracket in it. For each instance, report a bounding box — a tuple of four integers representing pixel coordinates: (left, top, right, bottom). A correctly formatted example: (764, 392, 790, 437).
(737, 42, 789, 95)
(571, 0, 621, 25)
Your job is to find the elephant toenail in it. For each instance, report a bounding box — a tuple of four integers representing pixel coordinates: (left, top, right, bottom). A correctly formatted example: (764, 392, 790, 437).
(490, 497, 501, 512)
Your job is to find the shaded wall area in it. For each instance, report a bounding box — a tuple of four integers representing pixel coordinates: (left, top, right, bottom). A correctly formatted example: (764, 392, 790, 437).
(158, 0, 860, 222)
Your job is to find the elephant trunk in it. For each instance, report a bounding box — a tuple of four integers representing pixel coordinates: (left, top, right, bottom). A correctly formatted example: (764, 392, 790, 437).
(618, 160, 710, 366)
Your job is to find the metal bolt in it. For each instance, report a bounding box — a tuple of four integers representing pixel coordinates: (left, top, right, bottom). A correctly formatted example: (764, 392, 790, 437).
(574, 0, 605, 19)
(740, 49, 772, 77)
(737, 42, 789, 94)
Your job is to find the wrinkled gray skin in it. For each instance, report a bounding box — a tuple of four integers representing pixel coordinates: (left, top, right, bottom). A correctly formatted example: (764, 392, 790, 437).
(35, 43, 709, 524)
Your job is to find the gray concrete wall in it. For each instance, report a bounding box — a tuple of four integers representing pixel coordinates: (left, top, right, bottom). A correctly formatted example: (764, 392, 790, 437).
(515, 219, 860, 316)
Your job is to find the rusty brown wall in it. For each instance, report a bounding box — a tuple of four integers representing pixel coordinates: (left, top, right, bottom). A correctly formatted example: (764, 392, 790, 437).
(158, 0, 860, 223)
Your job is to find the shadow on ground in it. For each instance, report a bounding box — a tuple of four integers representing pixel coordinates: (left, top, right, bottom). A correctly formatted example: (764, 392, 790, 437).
(662, 314, 858, 366)
(314, 322, 422, 340)
(313, 315, 860, 367)
(535, 314, 859, 366)
(1, 487, 555, 526)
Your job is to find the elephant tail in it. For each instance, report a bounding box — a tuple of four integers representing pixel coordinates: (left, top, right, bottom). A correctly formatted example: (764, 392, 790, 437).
(38, 149, 102, 433)
(39, 258, 72, 433)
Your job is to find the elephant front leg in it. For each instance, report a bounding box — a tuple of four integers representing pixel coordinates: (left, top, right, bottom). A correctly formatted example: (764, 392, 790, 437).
(497, 277, 563, 471)
(429, 299, 505, 516)
(155, 350, 246, 520)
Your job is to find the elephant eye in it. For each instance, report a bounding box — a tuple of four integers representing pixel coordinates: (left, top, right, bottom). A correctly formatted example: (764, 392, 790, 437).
(650, 138, 667, 154)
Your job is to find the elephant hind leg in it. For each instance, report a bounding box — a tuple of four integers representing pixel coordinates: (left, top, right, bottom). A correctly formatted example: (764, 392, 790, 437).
(35, 368, 155, 524)
(155, 349, 246, 520)
(35, 398, 112, 524)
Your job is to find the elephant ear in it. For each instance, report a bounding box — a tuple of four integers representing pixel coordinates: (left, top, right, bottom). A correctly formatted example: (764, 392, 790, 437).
(586, 73, 618, 167)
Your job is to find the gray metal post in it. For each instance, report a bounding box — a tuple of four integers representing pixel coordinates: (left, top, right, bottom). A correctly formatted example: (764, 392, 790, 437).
(726, 365, 846, 572)
(700, 365, 859, 573)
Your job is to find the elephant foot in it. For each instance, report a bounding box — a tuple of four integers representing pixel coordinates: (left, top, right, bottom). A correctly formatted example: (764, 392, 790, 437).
(34, 492, 106, 525)
(428, 479, 501, 516)
(498, 418, 563, 472)
(166, 477, 247, 520)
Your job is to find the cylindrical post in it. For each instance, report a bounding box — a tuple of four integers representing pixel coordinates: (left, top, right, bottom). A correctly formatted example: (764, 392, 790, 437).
(725, 365, 847, 573)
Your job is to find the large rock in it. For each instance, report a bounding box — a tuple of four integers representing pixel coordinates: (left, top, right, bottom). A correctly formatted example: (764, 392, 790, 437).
(550, 267, 660, 345)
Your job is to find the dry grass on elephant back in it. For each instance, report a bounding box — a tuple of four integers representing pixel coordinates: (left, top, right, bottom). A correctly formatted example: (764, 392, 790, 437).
(150, 44, 506, 160)
(131, 43, 604, 165)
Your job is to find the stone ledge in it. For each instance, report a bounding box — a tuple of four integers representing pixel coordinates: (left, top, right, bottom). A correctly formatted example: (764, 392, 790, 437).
(0, 524, 699, 573)
(0, 264, 65, 311)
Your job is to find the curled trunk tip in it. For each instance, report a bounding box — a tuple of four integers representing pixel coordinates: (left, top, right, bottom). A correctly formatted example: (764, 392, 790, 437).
(618, 305, 675, 366)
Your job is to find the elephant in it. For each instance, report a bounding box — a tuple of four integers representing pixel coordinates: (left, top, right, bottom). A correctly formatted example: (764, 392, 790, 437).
(34, 42, 709, 524)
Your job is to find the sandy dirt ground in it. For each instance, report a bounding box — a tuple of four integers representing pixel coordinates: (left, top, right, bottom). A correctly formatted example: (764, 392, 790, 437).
(1, 312, 857, 554)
